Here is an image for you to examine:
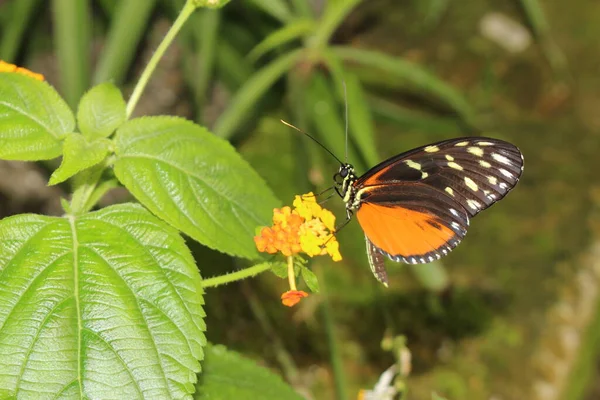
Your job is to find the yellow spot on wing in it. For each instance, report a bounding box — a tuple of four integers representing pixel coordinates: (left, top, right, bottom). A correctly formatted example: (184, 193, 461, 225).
(478, 141, 495, 146)
(405, 160, 421, 170)
(455, 141, 469, 147)
(424, 145, 439, 152)
(488, 176, 498, 185)
(467, 147, 484, 157)
(479, 160, 492, 168)
(448, 162, 463, 170)
(445, 154, 454, 161)
(421, 172, 429, 179)
(445, 187, 454, 196)
(464, 177, 478, 191)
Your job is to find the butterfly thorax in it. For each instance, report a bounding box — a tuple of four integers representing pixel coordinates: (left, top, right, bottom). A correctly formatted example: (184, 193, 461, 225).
(334, 163, 361, 217)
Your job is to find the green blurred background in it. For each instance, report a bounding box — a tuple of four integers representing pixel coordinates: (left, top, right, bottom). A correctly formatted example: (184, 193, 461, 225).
(1, 0, 599, 399)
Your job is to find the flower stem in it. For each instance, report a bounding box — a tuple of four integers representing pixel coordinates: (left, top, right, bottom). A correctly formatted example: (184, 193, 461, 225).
(287, 256, 297, 290)
(125, 0, 196, 118)
(201, 262, 272, 288)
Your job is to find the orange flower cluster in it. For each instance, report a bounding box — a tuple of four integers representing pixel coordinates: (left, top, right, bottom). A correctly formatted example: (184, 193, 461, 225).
(254, 193, 342, 261)
(254, 193, 342, 307)
(0, 60, 44, 81)
(255, 206, 303, 256)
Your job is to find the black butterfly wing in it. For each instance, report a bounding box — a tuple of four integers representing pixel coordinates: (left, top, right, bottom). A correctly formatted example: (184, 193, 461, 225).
(353, 137, 523, 263)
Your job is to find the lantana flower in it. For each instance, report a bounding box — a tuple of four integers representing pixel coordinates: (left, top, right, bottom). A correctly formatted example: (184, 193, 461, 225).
(0, 60, 44, 81)
(254, 193, 342, 306)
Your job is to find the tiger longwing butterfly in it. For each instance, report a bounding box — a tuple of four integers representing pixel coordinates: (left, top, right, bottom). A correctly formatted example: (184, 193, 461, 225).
(333, 137, 524, 286)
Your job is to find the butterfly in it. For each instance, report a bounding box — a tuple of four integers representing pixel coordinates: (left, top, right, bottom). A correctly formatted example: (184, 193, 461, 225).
(332, 137, 524, 286)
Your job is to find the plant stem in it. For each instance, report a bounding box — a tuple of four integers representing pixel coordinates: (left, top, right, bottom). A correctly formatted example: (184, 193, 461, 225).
(287, 256, 297, 290)
(201, 262, 272, 288)
(125, 0, 196, 118)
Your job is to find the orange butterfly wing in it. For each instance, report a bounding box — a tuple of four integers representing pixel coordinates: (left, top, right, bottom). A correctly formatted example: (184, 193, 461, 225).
(354, 182, 469, 264)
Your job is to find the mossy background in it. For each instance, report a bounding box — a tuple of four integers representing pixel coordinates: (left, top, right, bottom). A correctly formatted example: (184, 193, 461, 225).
(1, 0, 599, 399)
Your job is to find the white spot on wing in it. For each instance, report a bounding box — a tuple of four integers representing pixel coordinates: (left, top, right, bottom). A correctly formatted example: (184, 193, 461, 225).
(467, 199, 481, 210)
(464, 176, 479, 192)
(488, 176, 498, 185)
(478, 141, 495, 146)
(455, 141, 469, 147)
(450, 208, 459, 217)
(499, 168, 514, 178)
(424, 145, 439, 153)
(448, 162, 463, 170)
(467, 147, 484, 157)
(492, 153, 511, 165)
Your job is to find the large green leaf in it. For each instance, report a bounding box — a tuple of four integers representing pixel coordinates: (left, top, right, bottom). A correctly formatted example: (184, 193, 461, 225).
(0, 203, 205, 398)
(195, 344, 303, 399)
(0, 73, 74, 160)
(113, 116, 279, 259)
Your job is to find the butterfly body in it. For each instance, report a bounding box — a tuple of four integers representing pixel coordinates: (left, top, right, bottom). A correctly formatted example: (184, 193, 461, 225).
(334, 137, 524, 285)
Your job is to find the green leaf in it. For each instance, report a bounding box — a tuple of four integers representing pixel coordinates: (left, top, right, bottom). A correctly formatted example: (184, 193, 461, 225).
(196, 344, 303, 399)
(114, 116, 280, 259)
(0, 73, 74, 160)
(312, 0, 362, 48)
(214, 49, 303, 139)
(248, 18, 315, 62)
(77, 82, 126, 138)
(301, 266, 319, 293)
(93, 0, 158, 84)
(246, 0, 292, 23)
(0, 203, 205, 398)
(333, 46, 475, 122)
(306, 71, 364, 171)
(321, 51, 379, 167)
(270, 261, 288, 278)
(49, 134, 112, 185)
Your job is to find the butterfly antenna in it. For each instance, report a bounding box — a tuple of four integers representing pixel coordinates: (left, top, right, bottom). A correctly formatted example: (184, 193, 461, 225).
(280, 119, 344, 165)
(343, 81, 349, 164)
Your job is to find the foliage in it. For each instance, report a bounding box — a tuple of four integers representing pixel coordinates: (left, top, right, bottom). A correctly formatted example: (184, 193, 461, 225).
(0, 0, 562, 398)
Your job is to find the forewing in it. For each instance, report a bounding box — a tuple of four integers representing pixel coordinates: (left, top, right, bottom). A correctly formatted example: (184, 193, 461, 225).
(355, 137, 524, 217)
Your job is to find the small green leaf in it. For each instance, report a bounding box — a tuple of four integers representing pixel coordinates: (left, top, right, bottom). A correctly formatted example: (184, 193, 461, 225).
(77, 82, 126, 138)
(246, 0, 292, 23)
(214, 49, 303, 139)
(0, 73, 74, 160)
(196, 344, 303, 400)
(0, 203, 205, 398)
(270, 261, 288, 278)
(48, 133, 111, 185)
(301, 266, 319, 293)
(321, 51, 379, 166)
(248, 18, 315, 62)
(114, 116, 280, 259)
